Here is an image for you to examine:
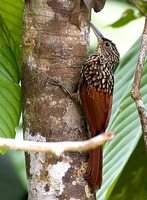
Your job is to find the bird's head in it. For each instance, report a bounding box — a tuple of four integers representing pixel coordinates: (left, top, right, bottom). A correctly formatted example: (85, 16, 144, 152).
(89, 22, 120, 65)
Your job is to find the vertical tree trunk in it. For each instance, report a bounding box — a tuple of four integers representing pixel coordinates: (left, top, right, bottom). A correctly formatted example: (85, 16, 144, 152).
(22, 0, 95, 199)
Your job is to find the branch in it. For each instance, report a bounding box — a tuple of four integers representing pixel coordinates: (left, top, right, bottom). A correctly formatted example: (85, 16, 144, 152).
(131, 17, 147, 149)
(0, 132, 114, 156)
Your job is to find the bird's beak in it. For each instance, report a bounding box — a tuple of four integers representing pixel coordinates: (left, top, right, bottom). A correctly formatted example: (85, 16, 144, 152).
(89, 22, 104, 42)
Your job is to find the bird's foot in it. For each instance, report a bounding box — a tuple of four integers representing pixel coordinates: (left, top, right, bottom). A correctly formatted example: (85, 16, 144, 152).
(46, 77, 69, 95)
(46, 77, 80, 105)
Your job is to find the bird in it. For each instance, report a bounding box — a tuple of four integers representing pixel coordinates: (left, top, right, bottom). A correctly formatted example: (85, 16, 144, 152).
(46, 21, 120, 192)
(79, 22, 120, 191)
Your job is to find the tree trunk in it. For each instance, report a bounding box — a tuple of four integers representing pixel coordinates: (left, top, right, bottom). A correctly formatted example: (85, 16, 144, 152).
(22, 0, 95, 199)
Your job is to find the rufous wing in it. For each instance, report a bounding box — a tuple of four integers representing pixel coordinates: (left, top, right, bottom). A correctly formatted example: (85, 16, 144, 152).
(79, 81, 113, 136)
(79, 80, 113, 190)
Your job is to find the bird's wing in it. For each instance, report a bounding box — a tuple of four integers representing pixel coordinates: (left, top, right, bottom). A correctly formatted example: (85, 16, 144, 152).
(79, 82, 112, 136)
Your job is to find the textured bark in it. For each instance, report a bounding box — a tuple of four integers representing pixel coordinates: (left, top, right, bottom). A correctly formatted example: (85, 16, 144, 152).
(22, 0, 95, 199)
(131, 17, 147, 150)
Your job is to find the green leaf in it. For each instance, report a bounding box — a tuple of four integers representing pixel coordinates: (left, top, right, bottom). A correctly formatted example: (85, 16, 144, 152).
(109, 138, 147, 200)
(0, 79, 21, 136)
(0, 0, 24, 45)
(134, 2, 147, 16)
(109, 9, 138, 28)
(0, 0, 24, 70)
(0, 16, 21, 153)
(0, 153, 27, 199)
(10, 140, 28, 190)
(97, 37, 146, 199)
(0, 16, 20, 81)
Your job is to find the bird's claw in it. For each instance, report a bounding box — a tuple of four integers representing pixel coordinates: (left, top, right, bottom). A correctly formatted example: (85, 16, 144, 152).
(46, 77, 80, 106)
(46, 77, 69, 95)
(46, 77, 62, 87)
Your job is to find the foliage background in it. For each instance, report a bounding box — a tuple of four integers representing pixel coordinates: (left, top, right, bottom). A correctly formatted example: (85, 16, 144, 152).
(0, 0, 146, 199)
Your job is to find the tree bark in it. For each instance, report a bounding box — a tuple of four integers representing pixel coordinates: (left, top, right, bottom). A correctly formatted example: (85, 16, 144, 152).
(22, 0, 95, 199)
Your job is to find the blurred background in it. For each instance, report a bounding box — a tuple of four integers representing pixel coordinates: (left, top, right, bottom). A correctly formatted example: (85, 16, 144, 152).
(0, 0, 145, 199)
(90, 0, 144, 56)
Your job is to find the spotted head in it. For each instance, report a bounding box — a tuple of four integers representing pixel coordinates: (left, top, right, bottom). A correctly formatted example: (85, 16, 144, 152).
(89, 22, 120, 67)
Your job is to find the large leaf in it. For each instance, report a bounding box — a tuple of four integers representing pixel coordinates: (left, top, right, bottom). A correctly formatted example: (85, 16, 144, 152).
(0, 0, 24, 45)
(0, 153, 27, 200)
(0, 16, 21, 153)
(97, 37, 146, 199)
(0, 0, 24, 70)
(109, 137, 147, 200)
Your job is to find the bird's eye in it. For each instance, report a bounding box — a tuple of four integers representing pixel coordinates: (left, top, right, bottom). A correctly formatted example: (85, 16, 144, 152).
(105, 42, 110, 47)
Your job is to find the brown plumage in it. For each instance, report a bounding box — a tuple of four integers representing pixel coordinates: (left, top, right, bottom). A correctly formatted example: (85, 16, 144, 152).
(79, 22, 120, 191)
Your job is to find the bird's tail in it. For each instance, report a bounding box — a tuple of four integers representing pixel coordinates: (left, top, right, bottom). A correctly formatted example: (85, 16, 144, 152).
(85, 146, 103, 191)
